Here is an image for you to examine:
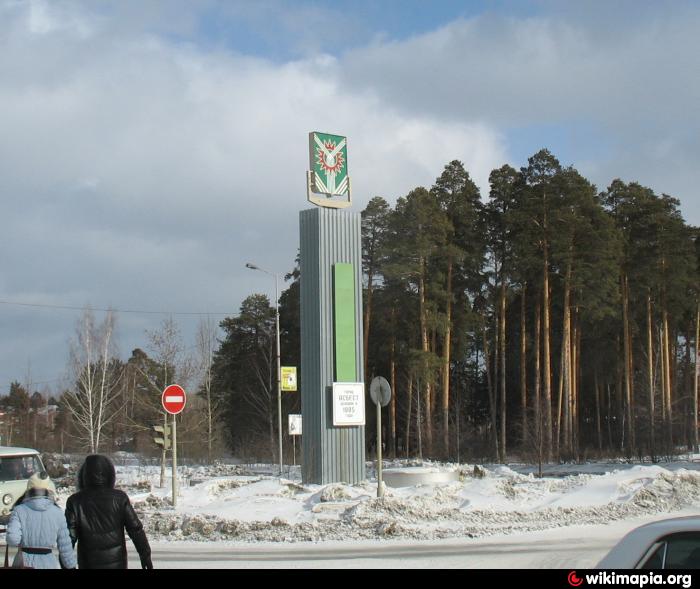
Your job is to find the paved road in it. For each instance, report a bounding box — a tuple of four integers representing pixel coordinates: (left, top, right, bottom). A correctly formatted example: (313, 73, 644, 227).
(127, 529, 620, 569)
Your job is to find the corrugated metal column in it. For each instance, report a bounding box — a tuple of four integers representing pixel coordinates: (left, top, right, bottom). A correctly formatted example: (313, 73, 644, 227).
(300, 208, 365, 484)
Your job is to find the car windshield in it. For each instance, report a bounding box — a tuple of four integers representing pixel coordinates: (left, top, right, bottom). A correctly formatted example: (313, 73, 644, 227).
(0, 455, 43, 481)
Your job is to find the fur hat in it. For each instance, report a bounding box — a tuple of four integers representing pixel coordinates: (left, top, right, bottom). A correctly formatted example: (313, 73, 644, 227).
(26, 471, 56, 495)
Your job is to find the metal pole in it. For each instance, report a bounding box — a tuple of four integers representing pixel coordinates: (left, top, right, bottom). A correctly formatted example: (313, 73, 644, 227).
(417, 378, 422, 461)
(275, 274, 283, 477)
(377, 399, 383, 498)
(160, 413, 166, 488)
(172, 414, 177, 508)
(694, 301, 699, 453)
(246, 263, 284, 476)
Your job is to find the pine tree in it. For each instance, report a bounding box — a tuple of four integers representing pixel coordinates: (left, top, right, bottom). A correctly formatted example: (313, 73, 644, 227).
(485, 164, 519, 462)
(517, 149, 563, 462)
(432, 160, 484, 457)
(361, 197, 391, 387)
(384, 187, 450, 455)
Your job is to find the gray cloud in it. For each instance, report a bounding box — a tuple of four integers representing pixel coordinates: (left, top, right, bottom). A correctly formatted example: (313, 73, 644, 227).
(338, 9, 700, 223)
(0, 1, 507, 388)
(1, 1, 697, 392)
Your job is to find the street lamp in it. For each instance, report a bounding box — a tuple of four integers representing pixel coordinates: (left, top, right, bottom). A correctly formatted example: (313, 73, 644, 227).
(245, 262, 283, 476)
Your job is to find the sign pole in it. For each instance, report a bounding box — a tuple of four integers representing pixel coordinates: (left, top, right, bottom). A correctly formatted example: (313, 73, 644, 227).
(369, 377, 391, 498)
(275, 274, 283, 477)
(377, 398, 383, 498)
(162, 384, 186, 507)
(171, 413, 177, 507)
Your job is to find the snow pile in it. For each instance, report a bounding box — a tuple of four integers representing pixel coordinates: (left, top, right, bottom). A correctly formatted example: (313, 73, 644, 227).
(83, 460, 700, 544)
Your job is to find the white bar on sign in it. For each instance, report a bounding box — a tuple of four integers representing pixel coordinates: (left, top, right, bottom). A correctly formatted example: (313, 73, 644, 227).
(165, 396, 184, 403)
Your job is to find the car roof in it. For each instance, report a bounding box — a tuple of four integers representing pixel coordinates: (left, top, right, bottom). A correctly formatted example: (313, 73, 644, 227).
(597, 516, 700, 569)
(0, 446, 41, 457)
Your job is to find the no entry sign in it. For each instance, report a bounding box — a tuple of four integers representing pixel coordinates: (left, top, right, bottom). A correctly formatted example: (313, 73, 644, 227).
(162, 384, 187, 415)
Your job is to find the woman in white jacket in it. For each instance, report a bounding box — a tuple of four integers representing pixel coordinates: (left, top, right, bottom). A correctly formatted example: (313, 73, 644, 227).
(6, 471, 76, 569)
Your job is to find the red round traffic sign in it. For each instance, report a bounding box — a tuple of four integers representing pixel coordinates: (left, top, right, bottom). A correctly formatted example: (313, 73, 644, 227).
(162, 384, 187, 415)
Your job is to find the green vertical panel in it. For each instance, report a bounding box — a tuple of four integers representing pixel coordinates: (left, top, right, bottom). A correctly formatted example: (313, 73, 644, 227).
(333, 263, 356, 382)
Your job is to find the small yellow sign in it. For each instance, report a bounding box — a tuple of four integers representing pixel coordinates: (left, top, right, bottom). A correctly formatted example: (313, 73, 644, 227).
(281, 366, 297, 392)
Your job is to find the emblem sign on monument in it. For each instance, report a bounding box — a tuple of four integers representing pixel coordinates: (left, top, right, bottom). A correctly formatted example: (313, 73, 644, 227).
(306, 131, 351, 209)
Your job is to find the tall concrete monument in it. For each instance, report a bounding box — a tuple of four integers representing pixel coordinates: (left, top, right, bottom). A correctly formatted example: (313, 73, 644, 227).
(300, 132, 365, 484)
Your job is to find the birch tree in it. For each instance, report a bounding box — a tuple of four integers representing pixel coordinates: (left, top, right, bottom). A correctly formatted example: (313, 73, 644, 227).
(196, 316, 224, 464)
(65, 308, 122, 453)
(146, 317, 195, 482)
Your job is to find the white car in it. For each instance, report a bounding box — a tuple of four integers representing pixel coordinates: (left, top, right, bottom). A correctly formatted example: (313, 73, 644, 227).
(597, 516, 700, 569)
(0, 446, 45, 525)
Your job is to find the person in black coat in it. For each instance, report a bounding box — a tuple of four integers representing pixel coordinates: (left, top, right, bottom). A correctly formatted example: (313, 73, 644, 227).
(65, 454, 153, 569)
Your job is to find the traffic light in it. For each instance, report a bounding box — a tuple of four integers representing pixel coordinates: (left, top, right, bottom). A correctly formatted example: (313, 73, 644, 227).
(153, 424, 171, 450)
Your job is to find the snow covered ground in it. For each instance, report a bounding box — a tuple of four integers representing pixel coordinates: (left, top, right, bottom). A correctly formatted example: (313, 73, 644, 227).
(50, 455, 700, 550)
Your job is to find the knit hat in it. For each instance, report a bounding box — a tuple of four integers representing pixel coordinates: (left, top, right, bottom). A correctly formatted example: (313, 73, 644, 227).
(26, 471, 56, 495)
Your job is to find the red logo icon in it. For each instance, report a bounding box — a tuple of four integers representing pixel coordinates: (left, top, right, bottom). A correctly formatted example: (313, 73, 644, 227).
(568, 571, 584, 587)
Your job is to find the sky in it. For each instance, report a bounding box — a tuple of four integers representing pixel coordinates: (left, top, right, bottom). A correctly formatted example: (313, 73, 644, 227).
(0, 0, 698, 395)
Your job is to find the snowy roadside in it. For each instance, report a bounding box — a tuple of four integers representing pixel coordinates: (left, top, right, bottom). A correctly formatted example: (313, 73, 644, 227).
(127, 507, 700, 569)
(49, 458, 700, 545)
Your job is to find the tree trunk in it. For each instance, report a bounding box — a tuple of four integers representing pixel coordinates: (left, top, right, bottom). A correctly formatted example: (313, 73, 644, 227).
(542, 245, 553, 463)
(363, 271, 374, 387)
(662, 308, 673, 451)
(607, 382, 614, 452)
(207, 388, 213, 464)
(405, 372, 413, 459)
(534, 301, 542, 456)
(647, 291, 656, 459)
(694, 302, 699, 453)
(484, 326, 499, 461)
(660, 326, 666, 425)
(594, 369, 602, 452)
(520, 283, 528, 447)
(389, 318, 397, 458)
(160, 412, 167, 487)
(417, 377, 423, 460)
(561, 264, 572, 457)
(556, 331, 565, 460)
(419, 256, 433, 455)
(573, 310, 580, 459)
(622, 274, 634, 456)
(442, 259, 453, 457)
(499, 280, 507, 463)
(627, 294, 636, 455)
(617, 335, 624, 451)
(685, 325, 693, 450)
